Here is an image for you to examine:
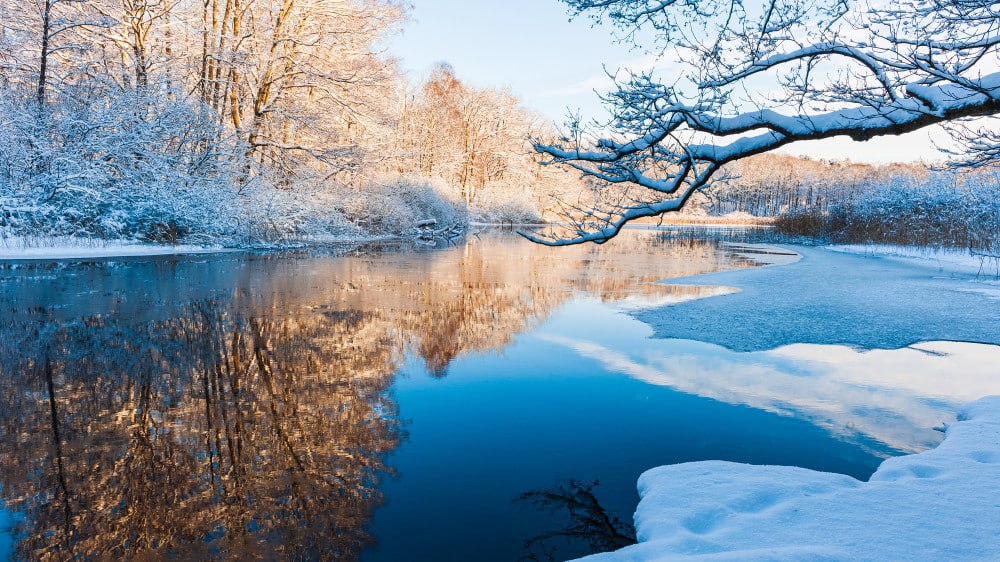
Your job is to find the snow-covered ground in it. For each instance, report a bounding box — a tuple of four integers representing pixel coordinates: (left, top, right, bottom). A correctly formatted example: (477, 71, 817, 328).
(574, 242, 1000, 561)
(579, 396, 1000, 561)
(0, 236, 224, 260)
(827, 243, 1000, 279)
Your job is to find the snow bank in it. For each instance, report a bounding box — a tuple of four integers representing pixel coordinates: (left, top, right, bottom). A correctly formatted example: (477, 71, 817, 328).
(0, 237, 222, 260)
(827, 244, 1000, 279)
(579, 396, 1000, 561)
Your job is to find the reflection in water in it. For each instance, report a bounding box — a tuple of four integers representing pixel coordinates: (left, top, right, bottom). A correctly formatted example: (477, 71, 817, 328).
(5, 230, 992, 561)
(0, 304, 401, 560)
(0, 231, 759, 560)
(542, 334, 1000, 453)
(517, 480, 636, 561)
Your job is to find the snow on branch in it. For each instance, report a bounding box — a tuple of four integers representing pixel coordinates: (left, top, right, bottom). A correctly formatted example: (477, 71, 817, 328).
(531, 0, 1000, 245)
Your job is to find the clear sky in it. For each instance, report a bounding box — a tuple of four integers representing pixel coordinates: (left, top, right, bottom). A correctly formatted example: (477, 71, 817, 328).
(387, 0, 949, 164)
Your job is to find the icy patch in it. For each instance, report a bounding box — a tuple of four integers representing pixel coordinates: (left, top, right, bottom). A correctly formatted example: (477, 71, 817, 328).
(724, 243, 801, 267)
(579, 396, 1000, 561)
(0, 236, 225, 260)
(637, 244, 1000, 351)
(957, 286, 1000, 301)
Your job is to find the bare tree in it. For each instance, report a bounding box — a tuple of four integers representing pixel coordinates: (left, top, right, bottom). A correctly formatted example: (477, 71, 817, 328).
(20, 0, 107, 107)
(94, 0, 177, 90)
(530, 0, 1000, 245)
(383, 63, 585, 217)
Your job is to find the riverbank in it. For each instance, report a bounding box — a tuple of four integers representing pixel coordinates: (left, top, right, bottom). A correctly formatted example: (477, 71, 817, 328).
(579, 395, 1000, 561)
(578, 241, 1000, 560)
(0, 233, 423, 261)
(0, 237, 230, 260)
(826, 243, 1000, 278)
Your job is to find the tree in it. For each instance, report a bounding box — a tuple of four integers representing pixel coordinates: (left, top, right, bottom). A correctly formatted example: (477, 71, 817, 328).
(14, 0, 107, 108)
(530, 0, 1000, 245)
(0, 0, 410, 244)
(382, 63, 586, 220)
(190, 0, 403, 178)
(93, 0, 177, 90)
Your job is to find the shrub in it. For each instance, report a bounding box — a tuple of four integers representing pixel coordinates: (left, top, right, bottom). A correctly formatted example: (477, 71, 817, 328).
(334, 175, 468, 236)
(470, 186, 542, 224)
(774, 171, 1000, 254)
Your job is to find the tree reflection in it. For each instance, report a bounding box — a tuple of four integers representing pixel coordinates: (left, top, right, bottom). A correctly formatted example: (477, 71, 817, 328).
(0, 302, 401, 560)
(517, 480, 637, 561)
(0, 231, 759, 560)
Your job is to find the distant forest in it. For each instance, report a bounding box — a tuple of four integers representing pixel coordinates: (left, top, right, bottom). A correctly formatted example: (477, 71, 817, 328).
(704, 155, 999, 255)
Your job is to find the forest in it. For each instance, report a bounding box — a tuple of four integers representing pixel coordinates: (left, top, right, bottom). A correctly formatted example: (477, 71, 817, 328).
(708, 155, 1000, 256)
(0, 0, 581, 246)
(0, 0, 997, 254)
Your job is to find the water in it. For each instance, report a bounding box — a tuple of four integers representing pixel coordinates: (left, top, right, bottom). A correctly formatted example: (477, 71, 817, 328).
(0, 229, 996, 561)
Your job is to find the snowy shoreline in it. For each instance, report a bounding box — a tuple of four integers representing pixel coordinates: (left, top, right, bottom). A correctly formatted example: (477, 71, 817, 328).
(579, 396, 1000, 561)
(580, 242, 1000, 561)
(0, 234, 401, 261)
(0, 238, 229, 260)
(826, 243, 1000, 279)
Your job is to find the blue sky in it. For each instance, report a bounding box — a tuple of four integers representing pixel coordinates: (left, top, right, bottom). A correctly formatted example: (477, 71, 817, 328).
(388, 0, 632, 123)
(387, 1, 947, 163)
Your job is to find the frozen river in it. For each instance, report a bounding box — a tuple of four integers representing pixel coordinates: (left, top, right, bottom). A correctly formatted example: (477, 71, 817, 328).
(0, 229, 997, 561)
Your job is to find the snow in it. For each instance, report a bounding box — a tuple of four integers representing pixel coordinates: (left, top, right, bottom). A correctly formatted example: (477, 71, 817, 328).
(0, 237, 224, 260)
(826, 244, 1000, 279)
(636, 243, 1000, 352)
(543, 70, 1000, 166)
(569, 242, 1000, 561)
(578, 396, 1000, 561)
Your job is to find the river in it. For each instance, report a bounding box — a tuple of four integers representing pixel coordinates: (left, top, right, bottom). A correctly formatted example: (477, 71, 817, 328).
(0, 228, 997, 561)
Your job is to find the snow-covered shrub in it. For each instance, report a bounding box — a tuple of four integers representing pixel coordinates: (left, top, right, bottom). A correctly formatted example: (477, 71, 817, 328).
(470, 186, 542, 224)
(0, 87, 250, 243)
(0, 86, 368, 246)
(774, 171, 1000, 254)
(335, 175, 468, 236)
(235, 179, 362, 243)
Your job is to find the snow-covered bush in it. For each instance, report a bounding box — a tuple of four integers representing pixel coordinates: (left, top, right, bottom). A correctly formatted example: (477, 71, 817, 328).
(0, 88, 247, 243)
(335, 175, 468, 236)
(0, 86, 372, 246)
(234, 179, 362, 243)
(775, 171, 1000, 254)
(470, 186, 542, 224)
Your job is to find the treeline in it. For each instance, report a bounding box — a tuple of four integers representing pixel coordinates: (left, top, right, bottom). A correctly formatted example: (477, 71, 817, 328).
(702, 154, 999, 254)
(773, 170, 1000, 255)
(0, 1, 576, 245)
(383, 63, 575, 224)
(706, 154, 928, 217)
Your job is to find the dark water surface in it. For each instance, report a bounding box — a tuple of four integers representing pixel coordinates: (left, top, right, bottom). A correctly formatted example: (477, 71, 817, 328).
(1, 230, 997, 561)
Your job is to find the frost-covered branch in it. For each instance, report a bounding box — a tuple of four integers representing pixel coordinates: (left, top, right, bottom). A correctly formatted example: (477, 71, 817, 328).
(533, 0, 1000, 245)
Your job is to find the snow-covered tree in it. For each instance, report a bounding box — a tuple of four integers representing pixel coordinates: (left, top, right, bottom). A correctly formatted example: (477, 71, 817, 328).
(0, 0, 413, 243)
(531, 0, 1000, 244)
(382, 63, 590, 222)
